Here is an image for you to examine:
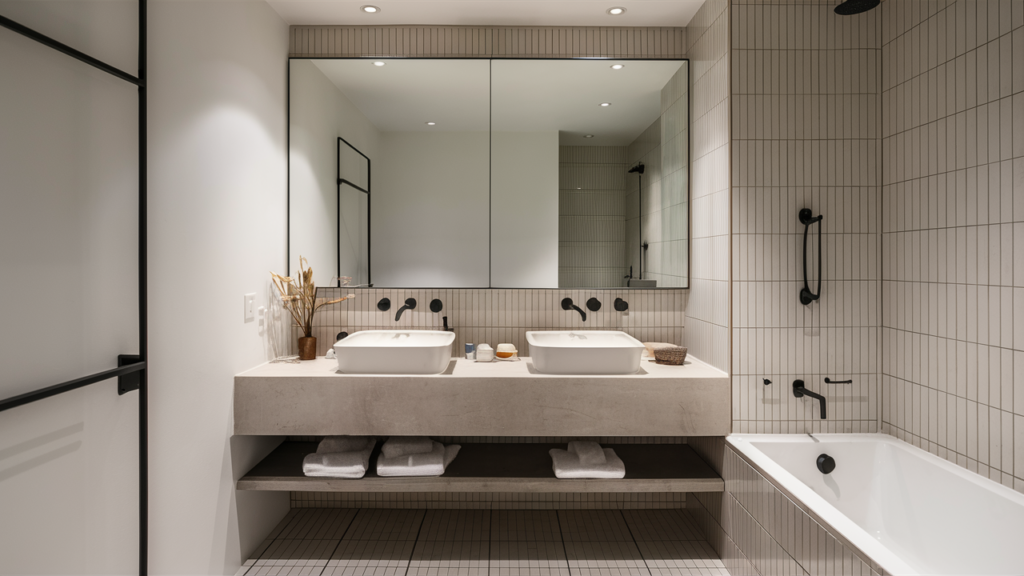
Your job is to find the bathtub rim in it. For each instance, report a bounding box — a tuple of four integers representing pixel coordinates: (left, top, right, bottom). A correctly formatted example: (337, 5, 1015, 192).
(726, 433, 954, 576)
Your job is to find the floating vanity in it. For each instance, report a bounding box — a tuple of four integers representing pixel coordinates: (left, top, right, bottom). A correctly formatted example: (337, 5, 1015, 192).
(234, 355, 730, 437)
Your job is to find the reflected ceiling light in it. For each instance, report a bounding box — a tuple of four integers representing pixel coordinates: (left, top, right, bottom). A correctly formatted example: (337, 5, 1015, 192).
(373, 61, 386, 66)
(607, 7, 626, 15)
(425, 122, 436, 126)
(361, 5, 380, 13)
(599, 102, 611, 107)
(610, 64, 625, 70)
(584, 134, 595, 138)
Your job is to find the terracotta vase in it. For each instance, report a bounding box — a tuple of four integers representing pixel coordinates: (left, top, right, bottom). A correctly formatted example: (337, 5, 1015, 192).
(298, 336, 317, 360)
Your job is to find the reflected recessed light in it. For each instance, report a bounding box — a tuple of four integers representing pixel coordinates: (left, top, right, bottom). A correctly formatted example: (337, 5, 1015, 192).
(607, 7, 626, 15)
(425, 121, 436, 126)
(599, 102, 611, 107)
(610, 64, 625, 70)
(361, 5, 380, 13)
(584, 134, 595, 138)
(373, 61, 386, 66)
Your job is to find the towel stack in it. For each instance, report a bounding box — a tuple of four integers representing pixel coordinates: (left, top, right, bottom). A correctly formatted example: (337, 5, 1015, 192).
(377, 436, 460, 477)
(549, 441, 625, 479)
(302, 436, 376, 478)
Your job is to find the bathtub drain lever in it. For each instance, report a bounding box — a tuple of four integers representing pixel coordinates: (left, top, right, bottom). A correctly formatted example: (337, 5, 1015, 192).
(793, 379, 827, 419)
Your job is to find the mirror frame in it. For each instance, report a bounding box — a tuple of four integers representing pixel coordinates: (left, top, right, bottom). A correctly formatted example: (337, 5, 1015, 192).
(287, 56, 691, 290)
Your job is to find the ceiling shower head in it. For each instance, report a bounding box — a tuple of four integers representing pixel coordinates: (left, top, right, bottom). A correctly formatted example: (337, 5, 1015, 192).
(628, 163, 645, 174)
(834, 0, 880, 15)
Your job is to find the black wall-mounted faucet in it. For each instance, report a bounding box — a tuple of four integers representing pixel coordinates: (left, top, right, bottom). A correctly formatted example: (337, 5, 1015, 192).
(395, 298, 416, 321)
(561, 298, 586, 322)
(793, 380, 827, 419)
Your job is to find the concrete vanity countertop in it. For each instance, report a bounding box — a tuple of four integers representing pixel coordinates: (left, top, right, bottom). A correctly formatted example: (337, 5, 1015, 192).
(234, 356, 730, 436)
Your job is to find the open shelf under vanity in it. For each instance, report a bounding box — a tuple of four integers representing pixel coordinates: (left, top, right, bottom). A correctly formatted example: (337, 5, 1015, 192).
(238, 442, 724, 493)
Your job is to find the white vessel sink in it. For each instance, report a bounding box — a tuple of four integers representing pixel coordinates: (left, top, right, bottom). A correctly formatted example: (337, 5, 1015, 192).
(334, 330, 455, 374)
(526, 331, 645, 375)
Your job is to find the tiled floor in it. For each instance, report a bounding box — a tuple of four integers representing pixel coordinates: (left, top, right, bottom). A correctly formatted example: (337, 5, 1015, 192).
(240, 508, 729, 576)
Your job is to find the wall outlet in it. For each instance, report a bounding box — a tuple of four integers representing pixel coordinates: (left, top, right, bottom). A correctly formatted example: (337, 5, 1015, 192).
(244, 293, 256, 322)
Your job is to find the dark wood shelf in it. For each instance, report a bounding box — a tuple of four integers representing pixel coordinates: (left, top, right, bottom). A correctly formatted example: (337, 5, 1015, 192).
(237, 441, 723, 493)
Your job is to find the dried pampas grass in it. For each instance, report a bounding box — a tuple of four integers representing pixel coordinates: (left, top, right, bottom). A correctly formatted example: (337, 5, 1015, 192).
(271, 256, 355, 337)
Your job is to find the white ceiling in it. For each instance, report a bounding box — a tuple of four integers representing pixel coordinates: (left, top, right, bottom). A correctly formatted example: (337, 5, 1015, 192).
(267, 1, 704, 28)
(311, 59, 684, 146)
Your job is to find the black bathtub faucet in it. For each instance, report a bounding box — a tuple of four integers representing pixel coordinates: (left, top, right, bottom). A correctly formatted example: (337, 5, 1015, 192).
(793, 380, 827, 419)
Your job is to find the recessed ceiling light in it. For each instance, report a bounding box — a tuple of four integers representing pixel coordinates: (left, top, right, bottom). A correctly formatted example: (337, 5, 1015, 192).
(361, 5, 380, 13)
(584, 134, 595, 138)
(607, 7, 626, 15)
(425, 122, 436, 126)
(373, 61, 386, 66)
(610, 64, 624, 70)
(600, 102, 611, 107)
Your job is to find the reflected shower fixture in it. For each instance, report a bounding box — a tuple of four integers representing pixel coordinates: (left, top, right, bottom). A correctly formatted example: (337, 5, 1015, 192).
(629, 163, 646, 280)
(799, 208, 823, 305)
(834, 0, 880, 15)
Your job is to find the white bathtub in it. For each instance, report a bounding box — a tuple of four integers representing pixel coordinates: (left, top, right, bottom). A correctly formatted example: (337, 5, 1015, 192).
(727, 434, 1024, 576)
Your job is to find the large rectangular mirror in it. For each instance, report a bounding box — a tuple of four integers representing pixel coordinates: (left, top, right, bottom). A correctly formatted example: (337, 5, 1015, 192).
(288, 58, 688, 289)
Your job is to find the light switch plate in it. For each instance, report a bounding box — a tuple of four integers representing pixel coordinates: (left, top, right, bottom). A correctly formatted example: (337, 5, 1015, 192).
(244, 293, 256, 322)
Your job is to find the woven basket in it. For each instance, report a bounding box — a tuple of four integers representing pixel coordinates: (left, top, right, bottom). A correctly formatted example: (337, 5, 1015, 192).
(654, 346, 688, 365)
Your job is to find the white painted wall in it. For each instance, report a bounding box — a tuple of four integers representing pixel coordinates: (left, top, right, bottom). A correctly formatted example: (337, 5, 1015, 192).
(289, 59, 378, 286)
(373, 131, 490, 288)
(491, 131, 559, 288)
(0, 0, 291, 574)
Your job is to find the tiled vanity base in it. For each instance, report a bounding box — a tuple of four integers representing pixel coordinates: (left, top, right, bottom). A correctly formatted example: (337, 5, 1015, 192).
(239, 442, 724, 494)
(239, 508, 728, 576)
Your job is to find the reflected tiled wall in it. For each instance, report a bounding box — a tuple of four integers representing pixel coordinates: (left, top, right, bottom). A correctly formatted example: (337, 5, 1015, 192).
(880, 0, 1024, 492)
(558, 146, 628, 287)
(685, 0, 732, 373)
(731, 0, 882, 434)
(310, 287, 686, 357)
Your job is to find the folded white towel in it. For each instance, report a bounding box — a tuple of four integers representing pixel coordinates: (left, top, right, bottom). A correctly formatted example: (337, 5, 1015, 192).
(550, 447, 625, 479)
(377, 441, 461, 477)
(303, 440, 376, 478)
(382, 436, 435, 459)
(568, 441, 607, 466)
(317, 436, 374, 454)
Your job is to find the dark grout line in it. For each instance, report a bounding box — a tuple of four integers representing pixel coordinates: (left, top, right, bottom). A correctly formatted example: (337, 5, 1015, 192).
(554, 510, 573, 576)
(403, 509, 429, 576)
(316, 509, 361, 576)
(619, 510, 654, 576)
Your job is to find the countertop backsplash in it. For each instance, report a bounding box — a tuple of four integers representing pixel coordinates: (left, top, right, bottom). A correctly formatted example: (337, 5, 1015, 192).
(308, 287, 687, 358)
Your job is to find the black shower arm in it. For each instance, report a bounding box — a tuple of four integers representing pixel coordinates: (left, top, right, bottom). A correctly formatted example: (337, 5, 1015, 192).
(799, 209, 823, 305)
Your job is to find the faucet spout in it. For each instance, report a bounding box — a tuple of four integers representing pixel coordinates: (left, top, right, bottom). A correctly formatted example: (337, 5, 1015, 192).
(395, 298, 417, 321)
(561, 298, 587, 322)
(793, 380, 827, 419)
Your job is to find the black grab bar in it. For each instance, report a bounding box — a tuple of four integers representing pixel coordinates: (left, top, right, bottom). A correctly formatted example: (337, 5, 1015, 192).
(799, 208, 823, 305)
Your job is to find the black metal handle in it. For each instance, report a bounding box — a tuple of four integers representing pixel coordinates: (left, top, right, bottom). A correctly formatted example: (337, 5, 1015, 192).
(824, 377, 852, 384)
(586, 297, 602, 312)
(799, 209, 823, 305)
(614, 298, 628, 312)
(429, 299, 443, 313)
(377, 297, 391, 311)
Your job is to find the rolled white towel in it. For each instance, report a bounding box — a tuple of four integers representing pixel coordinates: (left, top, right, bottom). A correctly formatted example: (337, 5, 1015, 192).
(550, 447, 625, 479)
(568, 441, 607, 466)
(377, 441, 461, 477)
(382, 436, 435, 459)
(303, 440, 376, 478)
(317, 436, 374, 454)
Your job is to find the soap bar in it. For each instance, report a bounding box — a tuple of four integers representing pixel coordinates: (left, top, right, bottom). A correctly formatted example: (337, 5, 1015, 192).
(642, 342, 677, 357)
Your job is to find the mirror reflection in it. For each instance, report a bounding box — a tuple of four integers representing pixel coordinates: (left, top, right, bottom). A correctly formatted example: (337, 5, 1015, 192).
(288, 58, 688, 289)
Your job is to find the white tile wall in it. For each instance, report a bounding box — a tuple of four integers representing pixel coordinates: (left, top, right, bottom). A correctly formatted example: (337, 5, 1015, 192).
(731, 0, 882, 434)
(308, 287, 686, 358)
(880, 0, 1024, 494)
(559, 146, 629, 287)
(686, 0, 733, 373)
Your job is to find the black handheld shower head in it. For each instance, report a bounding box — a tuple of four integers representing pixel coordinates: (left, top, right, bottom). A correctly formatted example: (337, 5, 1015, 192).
(628, 163, 645, 174)
(834, 0, 880, 15)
